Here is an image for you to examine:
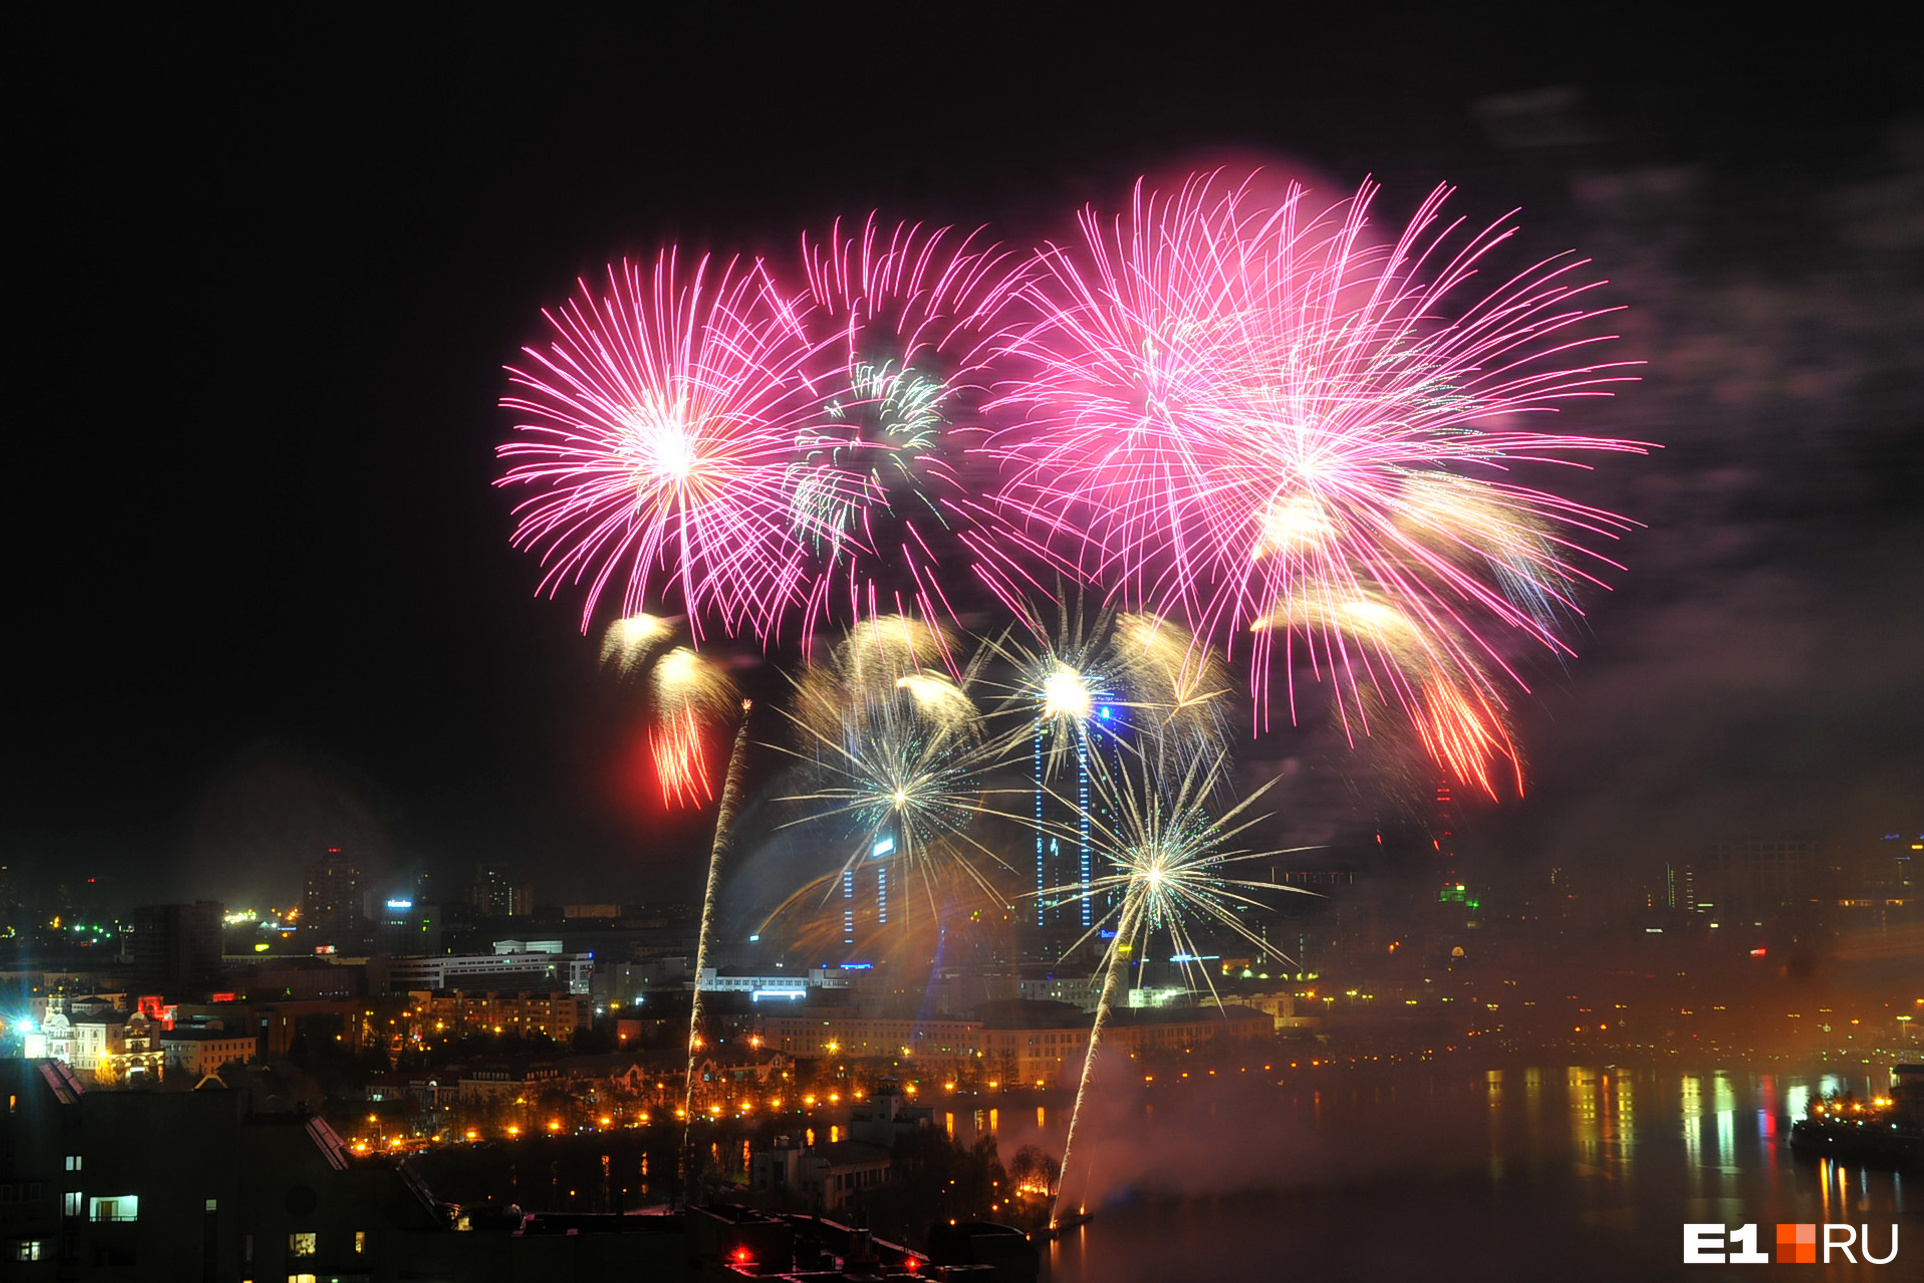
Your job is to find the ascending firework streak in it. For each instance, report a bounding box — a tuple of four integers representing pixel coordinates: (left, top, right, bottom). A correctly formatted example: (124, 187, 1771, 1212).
(1042, 738, 1313, 1225)
(1112, 612, 1235, 751)
(980, 171, 1649, 793)
(681, 698, 754, 1193)
(770, 618, 1028, 937)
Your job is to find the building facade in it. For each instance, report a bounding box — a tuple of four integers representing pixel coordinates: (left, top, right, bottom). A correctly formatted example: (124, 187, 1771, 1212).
(369, 942, 593, 995)
(302, 848, 365, 943)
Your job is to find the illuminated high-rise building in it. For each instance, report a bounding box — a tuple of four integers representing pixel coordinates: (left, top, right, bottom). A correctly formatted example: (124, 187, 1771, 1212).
(841, 831, 894, 956)
(470, 864, 532, 918)
(1432, 778, 1458, 883)
(1664, 862, 1699, 913)
(302, 848, 363, 941)
(1033, 703, 1125, 937)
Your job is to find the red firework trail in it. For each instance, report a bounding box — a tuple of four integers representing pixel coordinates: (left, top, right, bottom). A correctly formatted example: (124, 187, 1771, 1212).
(651, 707, 714, 808)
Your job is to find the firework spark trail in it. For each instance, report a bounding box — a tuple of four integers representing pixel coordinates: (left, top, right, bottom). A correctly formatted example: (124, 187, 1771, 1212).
(978, 170, 1648, 792)
(1038, 736, 1315, 1222)
(768, 620, 1031, 935)
(1253, 576, 1523, 794)
(1052, 889, 1140, 1229)
(988, 604, 1236, 806)
(681, 698, 754, 1194)
(791, 217, 1031, 638)
(598, 612, 674, 679)
(1112, 612, 1234, 761)
(649, 647, 737, 807)
(498, 252, 868, 645)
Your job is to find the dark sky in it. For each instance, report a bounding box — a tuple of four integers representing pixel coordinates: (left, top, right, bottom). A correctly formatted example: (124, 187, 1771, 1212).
(9, 10, 1920, 912)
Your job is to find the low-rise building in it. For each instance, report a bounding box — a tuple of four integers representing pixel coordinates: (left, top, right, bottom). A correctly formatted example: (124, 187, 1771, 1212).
(369, 941, 593, 995)
(1016, 970, 1102, 1011)
(159, 1025, 258, 1078)
(696, 967, 855, 1001)
(750, 1138, 893, 1212)
(459, 1063, 564, 1102)
(762, 999, 1275, 1087)
(1228, 990, 1323, 1032)
(405, 989, 591, 1043)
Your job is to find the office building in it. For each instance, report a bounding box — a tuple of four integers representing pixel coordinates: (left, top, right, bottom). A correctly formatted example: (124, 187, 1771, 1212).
(302, 848, 364, 942)
(124, 901, 224, 990)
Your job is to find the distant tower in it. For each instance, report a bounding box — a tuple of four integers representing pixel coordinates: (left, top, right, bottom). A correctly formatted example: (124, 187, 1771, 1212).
(1663, 862, 1698, 913)
(1034, 703, 1123, 937)
(302, 848, 364, 941)
(1431, 778, 1461, 900)
(471, 865, 531, 918)
(840, 832, 894, 958)
(126, 901, 224, 990)
(1707, 835, 1818, 912)
(1876, 831, 1918, 891)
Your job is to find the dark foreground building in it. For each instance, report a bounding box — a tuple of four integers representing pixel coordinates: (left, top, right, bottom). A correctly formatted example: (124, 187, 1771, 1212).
(0, 1060, 1028, 1281)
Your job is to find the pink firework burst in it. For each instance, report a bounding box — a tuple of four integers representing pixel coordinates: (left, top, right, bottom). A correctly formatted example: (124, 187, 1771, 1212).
(980, 171, 1648, 792)
(787, 216, 1030, 644)
(498, 251, 863, 643)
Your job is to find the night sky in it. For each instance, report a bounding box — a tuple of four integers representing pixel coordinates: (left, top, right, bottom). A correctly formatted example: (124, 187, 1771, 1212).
(11, 11, 1919, 912)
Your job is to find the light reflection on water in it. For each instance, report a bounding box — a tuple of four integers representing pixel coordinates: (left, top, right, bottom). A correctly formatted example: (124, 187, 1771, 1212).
(1041, 1066, 1913, 1283)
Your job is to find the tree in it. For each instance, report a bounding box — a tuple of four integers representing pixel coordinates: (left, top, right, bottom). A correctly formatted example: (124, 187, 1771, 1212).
(1008, 1144, 1060, 1197)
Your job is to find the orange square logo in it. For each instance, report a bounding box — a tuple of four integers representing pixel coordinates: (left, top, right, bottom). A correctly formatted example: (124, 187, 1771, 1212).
(1776, 1223, 1816, 1264)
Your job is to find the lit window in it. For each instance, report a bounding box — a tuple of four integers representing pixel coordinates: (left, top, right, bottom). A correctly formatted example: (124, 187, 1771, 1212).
(12, 1242, 43, 1261)
(205, 1198, 218, 1213)
(63, 1192, 83, 1216)
(354, 1230, 365, 1254)
(289, 1275, 318, 1283)
(64, 1155, 82, 1171)
(89, 1195, 139, 1222)
(288, 1232, 316, 1257)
